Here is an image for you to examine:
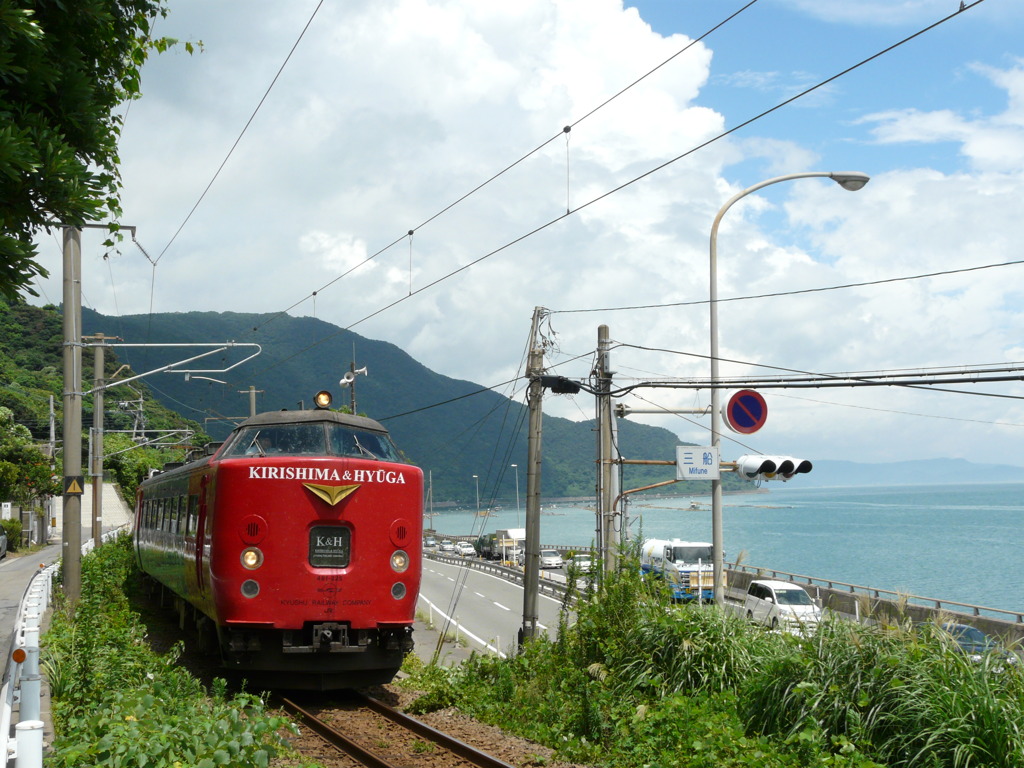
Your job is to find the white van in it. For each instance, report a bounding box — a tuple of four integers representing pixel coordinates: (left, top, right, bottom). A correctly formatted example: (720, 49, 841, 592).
(744, 579, 821, 633)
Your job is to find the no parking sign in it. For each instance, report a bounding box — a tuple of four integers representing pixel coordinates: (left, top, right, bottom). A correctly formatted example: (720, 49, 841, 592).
(723, 389, 767, 434)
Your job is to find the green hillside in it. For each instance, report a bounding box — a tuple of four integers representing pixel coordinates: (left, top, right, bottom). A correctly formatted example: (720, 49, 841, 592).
(75, 308, 747, 502)
(0, 296, 209, 501)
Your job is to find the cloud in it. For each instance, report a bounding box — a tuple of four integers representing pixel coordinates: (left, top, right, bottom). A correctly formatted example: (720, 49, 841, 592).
(27, 0, 1024, 468)
(859, 62, 1024, 171)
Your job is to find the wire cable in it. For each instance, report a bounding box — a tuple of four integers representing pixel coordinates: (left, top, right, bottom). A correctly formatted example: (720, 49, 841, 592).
(241, 0, 986, 378)
(155, 0, 326, 264)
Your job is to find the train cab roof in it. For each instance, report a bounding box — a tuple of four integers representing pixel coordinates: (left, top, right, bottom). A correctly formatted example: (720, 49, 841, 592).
(237, 409, 389, 433)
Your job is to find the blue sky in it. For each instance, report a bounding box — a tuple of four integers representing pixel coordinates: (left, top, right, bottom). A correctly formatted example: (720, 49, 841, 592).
(27, 0, 1024, 469)
(627, 0, 1019, 174)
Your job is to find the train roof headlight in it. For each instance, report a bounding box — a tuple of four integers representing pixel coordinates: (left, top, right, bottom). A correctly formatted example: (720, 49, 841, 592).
(391, 550, 409, 573)
(314, 390, 333, 409)
(241, 547, 264, 570)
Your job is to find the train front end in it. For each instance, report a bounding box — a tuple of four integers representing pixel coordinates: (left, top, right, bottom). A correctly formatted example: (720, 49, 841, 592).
(209, 409, 423, 689)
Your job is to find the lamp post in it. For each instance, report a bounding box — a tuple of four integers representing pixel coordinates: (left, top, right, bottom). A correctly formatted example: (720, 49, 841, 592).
(473, 474, 480, 516)
(709, 171, 869, 604)
(511, 464, 521, 527)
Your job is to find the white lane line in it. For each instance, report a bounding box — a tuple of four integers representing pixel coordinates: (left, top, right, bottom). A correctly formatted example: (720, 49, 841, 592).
(418, 594, 506, 658)
(493, 602, 510, 611)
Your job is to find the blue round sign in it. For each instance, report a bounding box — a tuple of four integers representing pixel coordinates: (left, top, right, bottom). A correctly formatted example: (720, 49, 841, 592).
(725, 389, 767, 434)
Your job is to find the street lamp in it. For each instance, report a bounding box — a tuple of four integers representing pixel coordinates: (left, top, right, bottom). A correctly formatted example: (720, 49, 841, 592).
(709, 171, 869, 604)
(511, 464, 521, 527)
(473, 474, 480, 516)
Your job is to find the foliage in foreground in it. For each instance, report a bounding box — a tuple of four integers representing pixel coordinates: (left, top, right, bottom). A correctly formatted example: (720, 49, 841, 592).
(400, 563, 1024, 768)
(42, 534, 294, 768)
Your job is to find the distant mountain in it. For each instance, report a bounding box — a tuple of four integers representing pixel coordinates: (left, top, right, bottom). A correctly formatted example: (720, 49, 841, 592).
(80, 308, 739, 503)
(796, 458, 1024, 488)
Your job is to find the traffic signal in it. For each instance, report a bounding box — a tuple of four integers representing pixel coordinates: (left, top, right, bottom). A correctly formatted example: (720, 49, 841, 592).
(735, 454, 812, 482)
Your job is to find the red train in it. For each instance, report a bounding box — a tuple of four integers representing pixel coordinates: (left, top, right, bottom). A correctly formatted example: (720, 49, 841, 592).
(133, 396, 423, 689)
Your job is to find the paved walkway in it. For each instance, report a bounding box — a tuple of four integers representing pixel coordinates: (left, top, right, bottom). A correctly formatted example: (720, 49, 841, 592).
(45, 481, 135, 543)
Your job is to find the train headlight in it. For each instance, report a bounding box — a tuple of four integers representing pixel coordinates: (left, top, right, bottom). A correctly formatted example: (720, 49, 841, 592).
(314, 390, 333, 409)
(390, 550, 409, 573)
(240, 547, 264, 570)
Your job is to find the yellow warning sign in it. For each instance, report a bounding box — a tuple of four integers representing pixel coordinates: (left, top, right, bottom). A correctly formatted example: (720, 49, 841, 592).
(64, 476, 85, 496)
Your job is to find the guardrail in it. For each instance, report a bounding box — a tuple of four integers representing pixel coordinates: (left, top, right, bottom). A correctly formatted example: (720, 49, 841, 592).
(426, 552, 571, 604)
(726, 563, 1024, 644)
(726, 562, 1023, 623)
(2, 562, 57, 768)
(3, 528, 125, 768)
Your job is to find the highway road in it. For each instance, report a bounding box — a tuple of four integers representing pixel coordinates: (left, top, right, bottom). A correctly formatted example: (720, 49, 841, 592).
(417, 558, 568, 659)
(0, 543, 61, 668)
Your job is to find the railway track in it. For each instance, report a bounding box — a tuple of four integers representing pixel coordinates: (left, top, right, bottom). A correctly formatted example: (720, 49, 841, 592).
(279, 691, 517, 768)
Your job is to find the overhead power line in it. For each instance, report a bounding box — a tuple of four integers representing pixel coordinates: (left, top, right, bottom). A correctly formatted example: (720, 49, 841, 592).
(242, 0, 986, 377)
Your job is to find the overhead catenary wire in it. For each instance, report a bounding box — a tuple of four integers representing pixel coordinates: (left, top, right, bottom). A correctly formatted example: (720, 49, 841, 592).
(236, 0, 986, 385)
(92, 1, 994, 437)
(248, 1, 763, 334)
(154, 0, 327, 264)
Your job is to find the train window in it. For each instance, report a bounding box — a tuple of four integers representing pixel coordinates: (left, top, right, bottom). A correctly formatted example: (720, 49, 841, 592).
(221, 424, 329, 457)
(309, 525, 351, 568)
(327, 426, 400, 461)
(186, 495, 198, 536)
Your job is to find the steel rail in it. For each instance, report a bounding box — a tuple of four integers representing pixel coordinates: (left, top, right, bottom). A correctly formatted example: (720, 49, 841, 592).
(357, 692, 517, 768)
(280, 696, 393, 768)
(279, 693, 517, 768)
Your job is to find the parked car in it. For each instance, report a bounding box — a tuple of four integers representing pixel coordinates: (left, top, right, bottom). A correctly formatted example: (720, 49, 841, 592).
(744, 579, 821, 633)
(928, 622, 1019, 666)
(0, 529, 6, 560)
(438, 540, 456, 554)
(565, 554, 593, 573)
(454, 541, 477, 557)
(539, 549, 564, 569)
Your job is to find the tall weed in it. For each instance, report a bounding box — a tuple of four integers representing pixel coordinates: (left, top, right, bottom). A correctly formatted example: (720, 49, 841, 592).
(43, 533, 295, 768)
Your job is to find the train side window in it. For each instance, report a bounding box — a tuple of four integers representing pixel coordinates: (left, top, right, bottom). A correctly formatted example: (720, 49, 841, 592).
(186, 495, 198, 536)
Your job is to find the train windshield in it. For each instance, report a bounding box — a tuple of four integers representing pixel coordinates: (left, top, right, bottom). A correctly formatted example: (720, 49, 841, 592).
(221, 423, 400, 461)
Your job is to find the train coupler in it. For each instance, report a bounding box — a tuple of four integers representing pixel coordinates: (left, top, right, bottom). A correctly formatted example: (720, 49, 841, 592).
(381, 625, 415, 652)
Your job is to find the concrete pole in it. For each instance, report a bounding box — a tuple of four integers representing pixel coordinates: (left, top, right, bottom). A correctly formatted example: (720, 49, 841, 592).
(521, 307, 545, 644)
(596, 325, 619, 572)
(91, 334, 104, 544)
(248, 385, 257, 417)
(61, 226, 82, 606)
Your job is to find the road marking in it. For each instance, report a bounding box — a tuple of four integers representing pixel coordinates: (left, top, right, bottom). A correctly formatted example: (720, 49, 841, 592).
(418, 594, 506, 658)
(493, 602, 510, 611)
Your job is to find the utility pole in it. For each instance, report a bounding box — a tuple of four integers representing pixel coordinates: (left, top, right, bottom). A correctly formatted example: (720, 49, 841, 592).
(521, 307, 546, 644)
(61, 226, 83, 606)
(596, 325, 620, 572)
(89, 333, 105, 544)
(239, 385, 263, 418)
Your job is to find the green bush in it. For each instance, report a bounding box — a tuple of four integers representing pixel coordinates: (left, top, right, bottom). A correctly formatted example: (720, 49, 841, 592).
(400, 561, 1024, 768)
(1, 516, 21, 551)
(43, 533, 296, 768)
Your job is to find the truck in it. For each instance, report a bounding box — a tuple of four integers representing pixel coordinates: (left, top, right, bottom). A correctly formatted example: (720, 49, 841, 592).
(640, 538, 719, 602)
(493, 527, 526, 564)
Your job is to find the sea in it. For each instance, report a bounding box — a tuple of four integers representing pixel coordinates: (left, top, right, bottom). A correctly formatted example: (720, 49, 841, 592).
(426, 482, 1024, 615)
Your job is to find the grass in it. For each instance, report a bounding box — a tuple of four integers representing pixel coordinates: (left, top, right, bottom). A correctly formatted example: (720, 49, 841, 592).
(41, 533, 302, 768)
(399, 556, 1024, 768)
